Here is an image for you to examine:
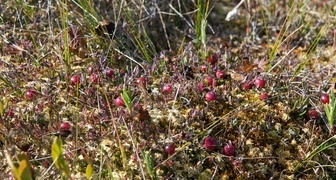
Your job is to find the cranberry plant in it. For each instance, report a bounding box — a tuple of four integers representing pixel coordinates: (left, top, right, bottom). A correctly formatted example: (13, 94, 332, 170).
(1, 0, 336, 179)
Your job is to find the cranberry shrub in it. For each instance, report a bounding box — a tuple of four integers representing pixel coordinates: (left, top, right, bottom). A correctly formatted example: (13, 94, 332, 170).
(2, 45, 335, 179)
(0, 0, 335, 179)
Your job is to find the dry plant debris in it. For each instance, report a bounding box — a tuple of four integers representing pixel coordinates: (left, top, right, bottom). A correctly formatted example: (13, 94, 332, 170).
(0, 0, 336, 179)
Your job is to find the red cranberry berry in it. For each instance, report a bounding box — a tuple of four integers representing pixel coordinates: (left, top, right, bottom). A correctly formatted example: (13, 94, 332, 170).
(60, 122, 71, 132)
(204, 77, 214, 87)
(90, 73, 99, 84)
(197, 82, 205, 92)
(206, 54, 218, 65)
(223, 143, 235, 156)
(26, 90, 37, 100)
(200, 64, 207, 73)
(164, 143, 175, 155)
(320, 94, 330, 104)
(205, 91, 216, 102)
(215, 69, 225, 79)
(162, 84, 173, 94)
(105, 68, 114, 78)
(204, 136, 217, 151)
(114, 96, 124, 107)
(254, 77, 266, 89)
(241, 82, 253, 90)
(307, 109, 319, 119)
(6, 109, 14, 117)
(60, 122, 71, 137)
(260, 92, 270, 100)
(70, 75, 80, 85)
(136, 77, 146, 86)
(87, 67, 93, 74)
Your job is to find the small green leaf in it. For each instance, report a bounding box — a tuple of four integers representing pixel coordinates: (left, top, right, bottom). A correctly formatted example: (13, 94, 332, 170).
(85, 163, 93, 180)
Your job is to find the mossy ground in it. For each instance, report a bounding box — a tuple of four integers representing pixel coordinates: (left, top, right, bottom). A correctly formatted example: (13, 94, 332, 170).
(0, 0, 335, 179)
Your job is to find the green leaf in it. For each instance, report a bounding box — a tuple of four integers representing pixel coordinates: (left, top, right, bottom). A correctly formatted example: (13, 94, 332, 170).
(121, 86, 133, 114)
(85, 163, 93, 180)
(142, 150, 157, 180)
(51, 137, 62, 169)
(120, 144, 127, 168)
(51, 137, 71, 177)
(18, 154, 32, 180)
(0, 101, 3, 116)
(0, 98, 9, 116)
(324, 91, 336, 128)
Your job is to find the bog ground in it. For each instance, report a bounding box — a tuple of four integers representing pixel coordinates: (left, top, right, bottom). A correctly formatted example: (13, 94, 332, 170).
(0, 0, 336, 179)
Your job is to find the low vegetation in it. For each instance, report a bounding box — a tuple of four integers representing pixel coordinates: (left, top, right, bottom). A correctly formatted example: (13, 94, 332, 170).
(0, 0, 335, 179)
